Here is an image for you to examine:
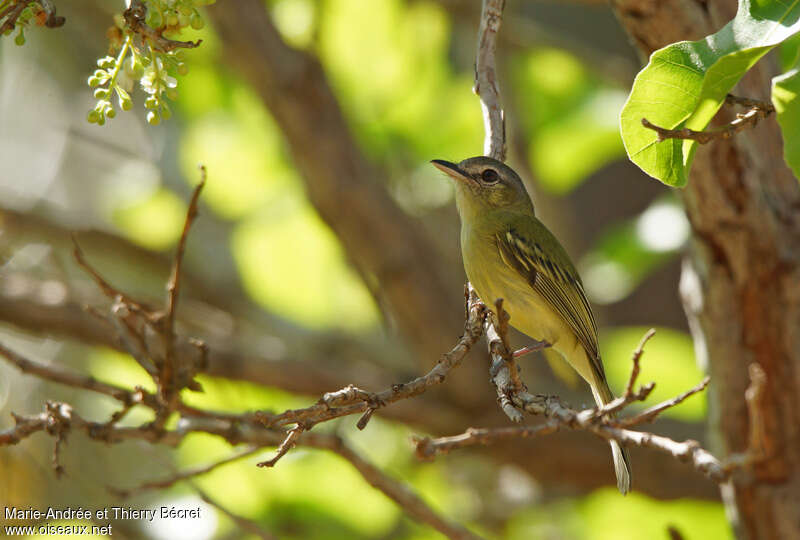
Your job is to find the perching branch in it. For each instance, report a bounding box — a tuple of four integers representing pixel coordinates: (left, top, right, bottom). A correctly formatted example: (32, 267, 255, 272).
(641, 93, 775, 144)
(415, 324, 766, 485)
(252, 287, 486, 436)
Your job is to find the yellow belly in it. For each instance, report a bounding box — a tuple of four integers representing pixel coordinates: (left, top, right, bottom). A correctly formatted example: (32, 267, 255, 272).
(462, 227, 596, 386)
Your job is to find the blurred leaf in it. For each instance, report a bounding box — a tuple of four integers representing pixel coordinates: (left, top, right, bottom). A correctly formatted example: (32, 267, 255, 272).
(780, 32, 800, 71)
(513, 49, 626, 192)
(620, 0, 800, 186)
(181, 375, 310, 414)
(88, 348, 156, 394)
(772, 66, 800, 177)
(232, 205, 378, 331)
(530, 90, 626, 193)
(271, 0, 317, 48)
(112, 188, 187, 250)
(581, 198, 687, 305)
(506, 499, 583, 540)
(179, 89, 297, 220)
(600, 326, 705, 421)
(183, 442, 400, 537)
(580, 488, 731, 540)
(318, 0, 482, 162)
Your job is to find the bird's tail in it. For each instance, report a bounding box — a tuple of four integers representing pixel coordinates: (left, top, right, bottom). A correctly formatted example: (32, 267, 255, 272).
(591, 379, 632, 495)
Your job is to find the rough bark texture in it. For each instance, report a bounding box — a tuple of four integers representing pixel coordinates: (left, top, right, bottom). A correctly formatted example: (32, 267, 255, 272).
(613, 1, 800, 538)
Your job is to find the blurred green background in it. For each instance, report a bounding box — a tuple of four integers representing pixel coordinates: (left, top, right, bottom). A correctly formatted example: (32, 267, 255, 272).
(0, 0, 728, 538)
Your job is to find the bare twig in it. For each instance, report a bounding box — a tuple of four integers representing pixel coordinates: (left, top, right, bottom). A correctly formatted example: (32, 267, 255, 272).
(73, 236, 148, 311)
(1, 402, 481, 539)
(475, 0, 507, 160)
(416, 337, 769, 485)
(165, 168, 206, 352)
(112, 445, 263, 497)
(0, 342, 158, 409)
(319, 436, 484, 540)
(160, 171, 206, 410)
(619, 376, 710, 427)
(253, 289, 487, 432)
(724, 93, 773, 110)
(257, 425, 304, 468)
(641, 94, 775, 145)
(189, 482, 277, 540)
(624, 328, 655, 397)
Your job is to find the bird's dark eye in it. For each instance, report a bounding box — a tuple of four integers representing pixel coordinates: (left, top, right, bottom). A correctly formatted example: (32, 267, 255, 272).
(481, 169, 499, 183)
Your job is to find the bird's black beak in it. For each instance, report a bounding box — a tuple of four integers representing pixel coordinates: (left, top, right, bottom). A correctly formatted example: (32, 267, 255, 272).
(430, 159, 475, 185)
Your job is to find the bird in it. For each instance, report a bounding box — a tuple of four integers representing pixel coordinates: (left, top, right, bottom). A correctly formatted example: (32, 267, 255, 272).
(432, 155, 632, 494)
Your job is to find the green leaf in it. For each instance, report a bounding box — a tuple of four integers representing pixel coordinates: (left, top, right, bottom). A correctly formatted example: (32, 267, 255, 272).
(621, 0, 800, 186)
(772, 66, 800, 177)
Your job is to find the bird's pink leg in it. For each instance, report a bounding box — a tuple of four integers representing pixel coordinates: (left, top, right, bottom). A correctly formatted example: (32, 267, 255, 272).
(513, 339, 551, 358)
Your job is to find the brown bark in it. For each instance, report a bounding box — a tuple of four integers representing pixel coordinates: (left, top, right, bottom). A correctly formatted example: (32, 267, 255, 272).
(613, 1, 800, 538)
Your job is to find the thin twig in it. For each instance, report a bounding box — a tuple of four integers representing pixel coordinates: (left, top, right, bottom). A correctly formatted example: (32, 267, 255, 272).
(257, 425, 304, 468)
(641, 94, 775, 145)
(165, 168, 206, 354)
(189, 481, 277, 540)
(724, 93, 773, 110)
(320, 436, 485, 540)
(73, 236, 148, 310)
(624, 328, 655, 397)
(414, 330, 740, 485)
(475, 0, 506, 161)
(619, 376, 710, 427)
(0, 342, 158, 408)
(253, 290, 487, 431)
(160, 170, 206, 409)
(112, 445, 263, 497)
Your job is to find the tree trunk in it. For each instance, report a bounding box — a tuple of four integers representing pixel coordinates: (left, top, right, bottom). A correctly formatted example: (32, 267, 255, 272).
(613, 1, 800, 538)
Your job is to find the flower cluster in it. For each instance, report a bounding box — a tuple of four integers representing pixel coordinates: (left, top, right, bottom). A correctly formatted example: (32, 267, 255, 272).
(85, 0, 213, 126)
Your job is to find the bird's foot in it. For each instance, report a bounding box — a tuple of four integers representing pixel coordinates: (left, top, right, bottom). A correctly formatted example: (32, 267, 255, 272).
(512, 340, 551, 358)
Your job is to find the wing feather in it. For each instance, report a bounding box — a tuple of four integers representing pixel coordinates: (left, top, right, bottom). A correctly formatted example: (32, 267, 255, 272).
(496, 228, 605, 379)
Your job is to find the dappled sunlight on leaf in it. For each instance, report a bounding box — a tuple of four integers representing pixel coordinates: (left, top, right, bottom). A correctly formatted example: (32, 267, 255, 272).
(232, 205, 379, 331)
(271, 0, 316, 48)
(580, 488, 731, 540)
(318, 0, 482, 162)
(514, 49, 626, 193)
(179, 89, 298, 220)
(112, 187, 187, 250)
(580, 197, 687, 305)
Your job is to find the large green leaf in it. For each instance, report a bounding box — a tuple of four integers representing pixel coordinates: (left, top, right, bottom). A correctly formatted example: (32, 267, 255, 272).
(620, 0, 800, 186)
(772, 66, 800, 177)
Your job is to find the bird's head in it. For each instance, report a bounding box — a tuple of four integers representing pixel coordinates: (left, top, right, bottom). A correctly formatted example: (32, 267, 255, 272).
(431, 156, 533, 220)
